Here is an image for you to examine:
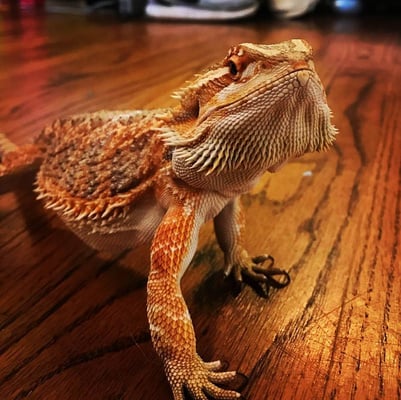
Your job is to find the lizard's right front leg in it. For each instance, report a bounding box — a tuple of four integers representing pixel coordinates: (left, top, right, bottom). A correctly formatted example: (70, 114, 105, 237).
(147, 198, 241, 400)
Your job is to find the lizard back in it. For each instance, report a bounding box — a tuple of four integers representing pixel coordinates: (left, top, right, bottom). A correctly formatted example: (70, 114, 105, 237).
(35, 110, 167, 226)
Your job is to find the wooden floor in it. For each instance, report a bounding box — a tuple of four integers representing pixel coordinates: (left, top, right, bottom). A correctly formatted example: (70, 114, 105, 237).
(0, 8, 400, 400)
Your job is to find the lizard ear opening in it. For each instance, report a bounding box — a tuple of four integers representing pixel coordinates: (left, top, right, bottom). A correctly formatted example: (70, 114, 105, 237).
(193, 99, 200, 118)
(177, 94, 200, 120)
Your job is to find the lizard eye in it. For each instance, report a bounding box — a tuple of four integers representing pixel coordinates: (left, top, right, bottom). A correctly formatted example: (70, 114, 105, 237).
(228, 60, 239, 76)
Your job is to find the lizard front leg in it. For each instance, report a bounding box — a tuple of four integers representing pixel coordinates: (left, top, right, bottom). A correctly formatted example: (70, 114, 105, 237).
(213, 198, 290, 295)
(147, 197, 241, 400)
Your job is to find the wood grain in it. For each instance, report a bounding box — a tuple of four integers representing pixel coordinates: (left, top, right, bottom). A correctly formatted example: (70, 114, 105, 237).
(0, 11, 400, 400)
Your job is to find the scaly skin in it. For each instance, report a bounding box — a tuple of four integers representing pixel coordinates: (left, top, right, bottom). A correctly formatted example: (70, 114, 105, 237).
(0, 40, 337, 399)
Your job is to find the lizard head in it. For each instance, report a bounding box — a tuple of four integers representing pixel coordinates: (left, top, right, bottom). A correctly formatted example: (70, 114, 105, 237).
(162, 39, 337, 192)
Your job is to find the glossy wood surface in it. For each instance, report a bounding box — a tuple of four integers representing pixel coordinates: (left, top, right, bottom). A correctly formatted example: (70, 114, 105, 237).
(0, 10, 400, 400)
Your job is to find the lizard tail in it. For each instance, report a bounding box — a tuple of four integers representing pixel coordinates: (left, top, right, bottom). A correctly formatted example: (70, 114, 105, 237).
(0, 132, 42, 177)
(0, 132, 18, 153)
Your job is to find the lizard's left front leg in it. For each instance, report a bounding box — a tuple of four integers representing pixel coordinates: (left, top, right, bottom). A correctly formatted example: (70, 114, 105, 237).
(147, 198, 241, 400)
(213, 198, 290, 294)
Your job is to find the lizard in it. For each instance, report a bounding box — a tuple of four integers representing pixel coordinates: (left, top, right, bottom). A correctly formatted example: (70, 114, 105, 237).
(0, 39, 337, 400)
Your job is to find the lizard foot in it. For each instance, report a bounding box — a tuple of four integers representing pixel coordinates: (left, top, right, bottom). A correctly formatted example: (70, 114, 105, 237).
(166, 356, 243, 400)
(224, 252, 290, 297)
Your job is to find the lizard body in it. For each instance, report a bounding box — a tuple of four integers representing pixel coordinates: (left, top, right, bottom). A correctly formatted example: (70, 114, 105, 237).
(0, 40, 336, 399)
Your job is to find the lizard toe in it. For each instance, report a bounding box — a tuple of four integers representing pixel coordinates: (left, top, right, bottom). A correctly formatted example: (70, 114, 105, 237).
(204, 360, 228, 372)
(208, 370, 237, 385)
(203, 381, 241, 399)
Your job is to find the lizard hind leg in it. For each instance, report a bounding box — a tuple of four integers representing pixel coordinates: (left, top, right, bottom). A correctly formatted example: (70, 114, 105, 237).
(0, 133, 43, 177)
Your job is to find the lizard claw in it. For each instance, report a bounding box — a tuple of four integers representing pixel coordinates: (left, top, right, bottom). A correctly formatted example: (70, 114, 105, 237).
(224, 252, 290, 297)
(166, 357, 243, 400)
(251, 255, 291, 289)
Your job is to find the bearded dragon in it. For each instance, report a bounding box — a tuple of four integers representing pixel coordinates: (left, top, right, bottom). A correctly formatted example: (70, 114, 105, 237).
(0, 39, 336, 400)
